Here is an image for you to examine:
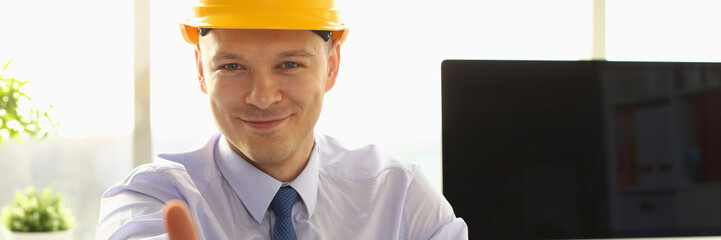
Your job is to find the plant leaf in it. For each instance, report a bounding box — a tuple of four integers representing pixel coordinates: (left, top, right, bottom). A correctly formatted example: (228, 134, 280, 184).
(2, 59, 12, 71)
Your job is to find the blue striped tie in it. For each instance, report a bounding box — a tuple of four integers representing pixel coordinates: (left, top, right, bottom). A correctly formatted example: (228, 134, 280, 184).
(270, 186, 298, 240)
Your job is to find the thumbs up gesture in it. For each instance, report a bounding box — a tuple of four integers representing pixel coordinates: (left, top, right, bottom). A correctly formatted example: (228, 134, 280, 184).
(164, 200, 199, 240)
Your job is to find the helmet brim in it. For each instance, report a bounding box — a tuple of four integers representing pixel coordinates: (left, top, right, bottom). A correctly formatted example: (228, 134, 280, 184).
(180, 12, 348, 45)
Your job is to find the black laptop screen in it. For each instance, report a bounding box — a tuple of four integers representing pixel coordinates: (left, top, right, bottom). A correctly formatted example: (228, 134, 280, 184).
(441, 60, 721, 239)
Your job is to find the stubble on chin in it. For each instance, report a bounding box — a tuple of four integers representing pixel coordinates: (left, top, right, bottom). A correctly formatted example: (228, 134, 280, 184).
(229, 135, 295, 165)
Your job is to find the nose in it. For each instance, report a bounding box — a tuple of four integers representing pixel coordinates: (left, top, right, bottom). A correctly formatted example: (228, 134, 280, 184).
(245, 71, 282, 109)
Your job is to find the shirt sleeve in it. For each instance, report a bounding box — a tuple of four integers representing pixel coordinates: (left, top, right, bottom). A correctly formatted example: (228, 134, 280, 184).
(401, 168, 469, 240)
(96, 164, 189, 240)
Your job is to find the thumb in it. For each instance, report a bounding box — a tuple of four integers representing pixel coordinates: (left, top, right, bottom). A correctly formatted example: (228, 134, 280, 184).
(164, 200, 199, 240)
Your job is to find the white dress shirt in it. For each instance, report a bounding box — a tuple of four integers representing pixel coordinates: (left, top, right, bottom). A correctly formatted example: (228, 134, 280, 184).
(96, 133, 468, 239)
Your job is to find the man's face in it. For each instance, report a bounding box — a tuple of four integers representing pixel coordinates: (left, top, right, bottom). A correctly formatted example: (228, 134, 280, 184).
(196, 29, 339, 167)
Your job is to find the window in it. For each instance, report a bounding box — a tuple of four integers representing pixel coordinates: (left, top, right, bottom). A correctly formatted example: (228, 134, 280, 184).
(0, 1, 134, 239)
(606, 0, 721, 62)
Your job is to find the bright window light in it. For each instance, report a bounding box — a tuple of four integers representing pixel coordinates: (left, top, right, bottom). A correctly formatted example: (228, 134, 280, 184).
(0, 1, 134, 138)
(606, 0, 721, 62)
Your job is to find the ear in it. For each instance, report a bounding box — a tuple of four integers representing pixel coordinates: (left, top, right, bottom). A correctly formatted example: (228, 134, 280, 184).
(195, 47, 208, 94)
(325, 40, 341, 93)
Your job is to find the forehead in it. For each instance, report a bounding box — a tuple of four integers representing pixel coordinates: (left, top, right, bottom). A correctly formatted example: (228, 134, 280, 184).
(198, 29, 324, 55)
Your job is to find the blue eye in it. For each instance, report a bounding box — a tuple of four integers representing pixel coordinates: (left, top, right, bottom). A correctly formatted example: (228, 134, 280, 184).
(223, 64, 240, 70)
(281, 62, 299, 69)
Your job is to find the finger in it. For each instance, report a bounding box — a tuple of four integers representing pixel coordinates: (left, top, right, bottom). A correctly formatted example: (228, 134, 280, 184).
(164, 200, 199, 240)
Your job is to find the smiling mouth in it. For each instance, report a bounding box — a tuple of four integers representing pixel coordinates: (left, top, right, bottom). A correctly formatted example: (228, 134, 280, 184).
(240, 117, 289, 130)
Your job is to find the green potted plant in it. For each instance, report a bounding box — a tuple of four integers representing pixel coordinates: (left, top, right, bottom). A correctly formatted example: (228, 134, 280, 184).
(0, 59, 56, 144)
(1, 60, 67, 239)
(1, 187, 75, 240)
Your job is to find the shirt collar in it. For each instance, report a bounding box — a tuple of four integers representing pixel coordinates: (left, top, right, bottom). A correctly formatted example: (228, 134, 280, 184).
(215, 135, 319, 224)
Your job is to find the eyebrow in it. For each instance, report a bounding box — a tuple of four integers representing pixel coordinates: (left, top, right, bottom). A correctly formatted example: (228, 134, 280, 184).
(211, 50, 316, 62)
(212, 52, 244, 62)
(277, 50, 316, 58)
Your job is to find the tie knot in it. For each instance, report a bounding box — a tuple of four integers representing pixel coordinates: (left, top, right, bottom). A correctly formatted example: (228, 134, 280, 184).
(270, 186, 298, 218)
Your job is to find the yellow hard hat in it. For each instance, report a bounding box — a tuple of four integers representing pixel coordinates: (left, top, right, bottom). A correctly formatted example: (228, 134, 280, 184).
(180, 0, 349, 45)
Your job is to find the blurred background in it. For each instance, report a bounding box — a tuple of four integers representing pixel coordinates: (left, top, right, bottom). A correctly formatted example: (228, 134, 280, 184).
(0, 0, 719, 239)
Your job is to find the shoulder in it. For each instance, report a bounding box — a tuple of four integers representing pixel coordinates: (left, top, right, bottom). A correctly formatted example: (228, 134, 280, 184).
(316, 134, 419, 181)
(98, 160, 201, 240)
(107, 134, 222, 199)
(102, 159, 193, 201)
(156, 133, 223, 191)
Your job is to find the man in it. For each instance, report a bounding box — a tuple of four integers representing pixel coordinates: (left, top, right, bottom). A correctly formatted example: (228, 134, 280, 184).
(96, 0, 468, 239)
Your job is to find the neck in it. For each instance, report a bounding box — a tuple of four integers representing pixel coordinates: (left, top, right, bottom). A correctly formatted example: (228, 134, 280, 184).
(230, 133, 315, 183)
(257, 147, 312, 182)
